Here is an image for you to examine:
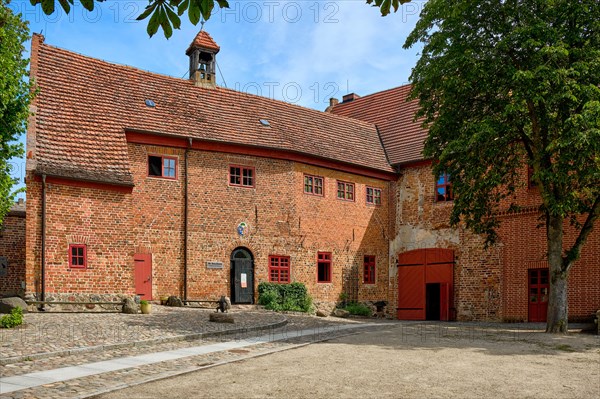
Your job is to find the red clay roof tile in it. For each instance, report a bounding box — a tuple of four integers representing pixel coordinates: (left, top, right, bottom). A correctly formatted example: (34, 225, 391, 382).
(330, 85, 428, 166)
(30, 36, 394, 186)
(186, 30, 220, 55)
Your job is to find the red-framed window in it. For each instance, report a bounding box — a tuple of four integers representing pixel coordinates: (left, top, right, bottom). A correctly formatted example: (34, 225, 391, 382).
(527, 167, 537, 189)
(229, 165, 255, 188)
(363, 255, 376, 284)
(69, 244, 87, 269)
(317, 252, 332, 283)
(436, 172, 453, 202)
(304, 174, 324, 196)
(148, 155, 177, 179)
(269, 256, 290, 283)
(366, 187, 382, 206)
(337, 181, 355, 202)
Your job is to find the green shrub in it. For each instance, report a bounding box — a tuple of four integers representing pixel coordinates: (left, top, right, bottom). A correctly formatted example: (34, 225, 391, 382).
(344, 302, 372, 317)
(0, 307, 24, 328)
(258, 282, 312, 312)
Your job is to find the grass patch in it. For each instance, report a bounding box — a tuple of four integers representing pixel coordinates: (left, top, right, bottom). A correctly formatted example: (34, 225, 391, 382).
(553, 344, 575, 352)
(0, 307, 24, 328)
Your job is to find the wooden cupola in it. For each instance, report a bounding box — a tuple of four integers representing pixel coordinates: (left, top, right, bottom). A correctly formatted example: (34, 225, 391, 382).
(186, 30, 220, 89)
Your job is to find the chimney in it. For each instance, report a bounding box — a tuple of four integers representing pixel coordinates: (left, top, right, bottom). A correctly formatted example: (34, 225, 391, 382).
(18, 198, 24, 206)
(324, 97, 339, 113)
(342, 93, 360, 103)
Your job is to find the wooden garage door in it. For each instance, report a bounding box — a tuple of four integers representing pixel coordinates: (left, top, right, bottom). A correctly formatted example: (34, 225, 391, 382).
(397, 249, 454, 320)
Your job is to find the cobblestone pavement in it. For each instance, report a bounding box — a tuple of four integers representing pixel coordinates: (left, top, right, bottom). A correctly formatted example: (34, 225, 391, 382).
(0, 309, 374, 399)
(0, 306, 291, 363)
(0, 308, 596, 399)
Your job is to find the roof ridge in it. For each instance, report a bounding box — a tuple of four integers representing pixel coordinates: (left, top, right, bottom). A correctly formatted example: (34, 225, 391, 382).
(338, 84, 414, 105)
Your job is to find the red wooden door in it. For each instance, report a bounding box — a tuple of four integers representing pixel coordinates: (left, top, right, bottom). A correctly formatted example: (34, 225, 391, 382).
(440, 283, 450, 321)
(134, 254, 152, 300)
(397, 265, 426, 320)
(528, 269, 549, 322)
(398, 249, 454, 321)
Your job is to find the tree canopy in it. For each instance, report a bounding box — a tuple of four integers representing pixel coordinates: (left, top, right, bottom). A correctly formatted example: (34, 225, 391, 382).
(404, 0, 600, 332)
(0, 0, 31, 224)
(31, 0, 412, 38)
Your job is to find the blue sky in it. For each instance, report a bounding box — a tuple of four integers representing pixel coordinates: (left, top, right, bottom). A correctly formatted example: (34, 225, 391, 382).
(8, 0, 425, 198)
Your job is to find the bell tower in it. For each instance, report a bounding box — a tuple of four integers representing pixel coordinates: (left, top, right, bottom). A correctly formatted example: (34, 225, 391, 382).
(186, 30, 220, 89)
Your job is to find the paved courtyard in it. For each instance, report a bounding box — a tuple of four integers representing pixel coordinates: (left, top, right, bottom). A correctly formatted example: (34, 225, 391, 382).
(0, 307, 598, 398)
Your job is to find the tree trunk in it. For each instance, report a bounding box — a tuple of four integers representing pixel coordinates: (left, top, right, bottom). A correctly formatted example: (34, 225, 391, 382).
(546, 214, 569, 333)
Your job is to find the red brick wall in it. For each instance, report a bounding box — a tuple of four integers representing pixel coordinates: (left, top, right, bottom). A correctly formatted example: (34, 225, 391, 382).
(25, 145, 391, 306)
(392, 163, 599, 322)
(498, 212, 600, 322)
(0, 210, 26, 296)
(25, 176, 135, 297)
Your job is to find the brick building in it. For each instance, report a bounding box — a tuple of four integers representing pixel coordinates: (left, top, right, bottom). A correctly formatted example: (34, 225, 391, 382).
(14, 31, 599, 321)
(0, 199, 26, 297)
(330, 87, 600, 322)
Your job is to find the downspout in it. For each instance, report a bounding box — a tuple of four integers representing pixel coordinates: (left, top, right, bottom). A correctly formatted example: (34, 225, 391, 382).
(40, 174, 47, 310)
(183, 138, 192, 301)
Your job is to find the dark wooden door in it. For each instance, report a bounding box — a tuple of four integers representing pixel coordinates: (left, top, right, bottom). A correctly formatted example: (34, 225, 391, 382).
(528, 269, 549, 322)
(231, 248, 254, 304)
(134, 253, 152, 300)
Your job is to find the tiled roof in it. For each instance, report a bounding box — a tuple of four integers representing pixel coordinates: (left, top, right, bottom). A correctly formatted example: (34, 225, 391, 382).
(330, 85, 428, 166)
(30, 35, 393, 186)
(186, 30, 220, 54)
(9, 200, 26, 214)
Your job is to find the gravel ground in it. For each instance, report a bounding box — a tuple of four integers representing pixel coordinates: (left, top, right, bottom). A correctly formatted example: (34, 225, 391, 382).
(96, 323, 600, 399)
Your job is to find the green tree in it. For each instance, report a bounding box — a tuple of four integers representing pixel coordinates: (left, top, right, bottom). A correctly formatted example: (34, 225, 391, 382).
(0, 0, 31, 225)
(404, 0, 600, 333)
(31, 0, 412, 38)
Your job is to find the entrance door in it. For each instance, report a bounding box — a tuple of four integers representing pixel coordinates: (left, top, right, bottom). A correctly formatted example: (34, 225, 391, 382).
(426, 283, 441, 320)
(134, 253, 152, 300)
(231, 248, 254, 304)
(397, 248, 454, 320)
(528, 269, 549, 322)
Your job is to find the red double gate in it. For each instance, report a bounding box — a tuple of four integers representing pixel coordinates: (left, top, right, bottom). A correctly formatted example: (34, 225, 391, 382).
(397, 249, 454, 321)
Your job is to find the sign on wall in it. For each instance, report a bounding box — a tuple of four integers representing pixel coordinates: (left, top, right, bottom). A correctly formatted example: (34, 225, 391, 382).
(206, 261, 224, 269)
(0, 256, 7, 277)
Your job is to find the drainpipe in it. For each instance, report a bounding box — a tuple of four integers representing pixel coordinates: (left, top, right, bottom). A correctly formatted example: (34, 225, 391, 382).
(183, 138, 192, 301)
(40, 174, 47, 310)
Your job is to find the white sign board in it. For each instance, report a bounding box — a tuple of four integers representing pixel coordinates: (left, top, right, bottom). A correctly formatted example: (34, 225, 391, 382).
(241, 273, 247, 288)
(206, 261, 224, 269)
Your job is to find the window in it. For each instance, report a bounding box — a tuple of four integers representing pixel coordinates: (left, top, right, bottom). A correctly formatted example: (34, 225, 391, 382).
(304, 174, 324, 196)
(269, 256, 290, 283)
(337, 181, 355, 201)
(366, 187, 382, 205)
(148, 155, 177, 179)
(317, 252, 332, 283)
(364, 256, 376, 284)
(436, 173, 453, 202)
(528, 167, 537, 189)
(69, 244, 87, 269)
(229, 165, 255, 188)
